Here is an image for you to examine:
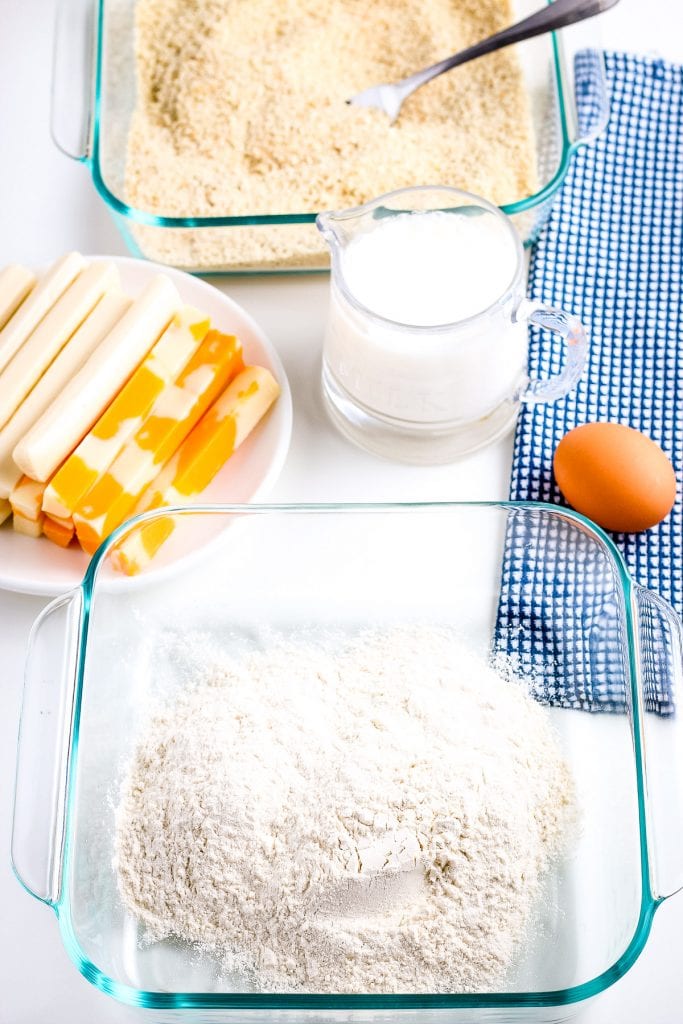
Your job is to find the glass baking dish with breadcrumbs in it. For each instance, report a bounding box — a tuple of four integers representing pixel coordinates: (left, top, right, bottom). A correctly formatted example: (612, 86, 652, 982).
(52, 0, 609, 273)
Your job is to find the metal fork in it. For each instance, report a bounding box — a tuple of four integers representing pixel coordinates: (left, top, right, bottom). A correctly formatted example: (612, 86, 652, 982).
(347, 0, 620, 124)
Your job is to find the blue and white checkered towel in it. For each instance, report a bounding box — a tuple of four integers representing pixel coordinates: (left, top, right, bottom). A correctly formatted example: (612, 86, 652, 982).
(495, 51, 683, 715)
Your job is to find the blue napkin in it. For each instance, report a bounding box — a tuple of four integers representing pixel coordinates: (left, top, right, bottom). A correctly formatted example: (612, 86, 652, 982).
(495, 51, 683, 714)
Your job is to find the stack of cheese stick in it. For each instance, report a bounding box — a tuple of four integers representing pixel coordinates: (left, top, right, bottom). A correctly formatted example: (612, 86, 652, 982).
(0, 254, 280, 572)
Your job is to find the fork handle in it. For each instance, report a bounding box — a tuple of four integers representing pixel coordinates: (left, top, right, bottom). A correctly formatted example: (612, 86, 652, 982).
(401, 0, 620, 94)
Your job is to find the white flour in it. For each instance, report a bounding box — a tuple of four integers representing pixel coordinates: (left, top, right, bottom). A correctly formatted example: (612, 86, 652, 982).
(114, 627, 575, 993)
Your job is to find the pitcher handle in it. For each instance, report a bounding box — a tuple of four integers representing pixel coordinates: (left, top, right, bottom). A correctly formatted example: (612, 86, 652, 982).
(11, 590, 82, 906)
(512, 298, 588, 405)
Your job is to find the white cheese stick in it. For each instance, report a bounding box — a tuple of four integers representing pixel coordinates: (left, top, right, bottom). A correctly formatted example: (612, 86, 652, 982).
(0, 262, 119, 431)
(10, 476, 45, 521)
(0, 497, 10, 526)
(0, 252, 85, 375)
(0, 265, 36, 330)
(13, 511, 44, 538)
(0, 291, 131, 499)
(14, 275, 181, 482)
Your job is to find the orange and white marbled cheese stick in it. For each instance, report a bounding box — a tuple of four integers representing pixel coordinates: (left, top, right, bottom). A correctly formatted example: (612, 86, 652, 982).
(42, 306, 211, 520)
(111, 365, 279, 574)
(73, 330, 244, 554)
(43, 514, 75, 548)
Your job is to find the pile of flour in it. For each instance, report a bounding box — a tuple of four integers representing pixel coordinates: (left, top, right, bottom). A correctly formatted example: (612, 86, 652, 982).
(114, 627, 575, 993)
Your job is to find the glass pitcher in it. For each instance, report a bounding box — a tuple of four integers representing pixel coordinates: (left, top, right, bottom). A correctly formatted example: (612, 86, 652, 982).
(317, 186, 587, 464)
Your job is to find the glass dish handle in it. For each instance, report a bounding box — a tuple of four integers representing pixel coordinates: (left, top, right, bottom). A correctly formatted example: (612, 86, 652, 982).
(51, 0, 97, 161)
(635, 585, 683, 902)
(514, 299, 588, 404)
(554, 1, 611, 148)
(11, 590, 82, 906)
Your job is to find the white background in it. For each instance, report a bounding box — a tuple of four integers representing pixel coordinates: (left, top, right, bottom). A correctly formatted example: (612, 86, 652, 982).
(0, 1, 681, 1021)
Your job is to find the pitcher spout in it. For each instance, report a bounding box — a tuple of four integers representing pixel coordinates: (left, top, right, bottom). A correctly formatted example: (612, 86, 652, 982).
(316, 210, 348, 251)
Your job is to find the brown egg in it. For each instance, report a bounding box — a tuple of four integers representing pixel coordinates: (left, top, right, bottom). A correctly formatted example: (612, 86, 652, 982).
(553, 422, 677, 533)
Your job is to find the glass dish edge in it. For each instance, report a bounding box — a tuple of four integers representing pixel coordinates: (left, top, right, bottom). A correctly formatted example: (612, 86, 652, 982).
(50, 500, 657, 1011)
(85, 1, 602, 269)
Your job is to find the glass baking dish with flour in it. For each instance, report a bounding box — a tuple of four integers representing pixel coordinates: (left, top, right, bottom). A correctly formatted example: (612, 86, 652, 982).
(52, 0, 609, 274)
(11, 502, 683, 1023)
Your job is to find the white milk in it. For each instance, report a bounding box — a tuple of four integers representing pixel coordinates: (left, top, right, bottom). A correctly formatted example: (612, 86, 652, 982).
(323, 209, 527, 425)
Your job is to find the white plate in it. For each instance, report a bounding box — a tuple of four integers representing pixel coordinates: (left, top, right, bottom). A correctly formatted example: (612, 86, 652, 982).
(0, 257, 293, 596)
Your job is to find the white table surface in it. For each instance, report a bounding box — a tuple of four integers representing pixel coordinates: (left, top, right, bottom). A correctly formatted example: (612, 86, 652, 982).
(0, 1, 681, 1021)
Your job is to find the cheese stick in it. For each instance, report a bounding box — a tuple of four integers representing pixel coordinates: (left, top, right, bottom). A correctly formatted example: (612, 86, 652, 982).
(14, 275, 181, 482)
(0, 291, 131, 498)
(74, 331, 243, 554)
(9, 476, 46, 521)
(13, 511, 44, 538)
(43, 514, 75, 548)
(49, 512, 73, 530)
(42, 306, 211, 520)
(0, 262, 119, 430)
(0, 252, 84, 375)
(0, 265, 36, 330)
(0, 498, 10, 526)
(112, 366, 279, 575)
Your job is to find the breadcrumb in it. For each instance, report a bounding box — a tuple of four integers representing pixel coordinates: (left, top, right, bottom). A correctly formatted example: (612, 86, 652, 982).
(125, 0, 538, 270)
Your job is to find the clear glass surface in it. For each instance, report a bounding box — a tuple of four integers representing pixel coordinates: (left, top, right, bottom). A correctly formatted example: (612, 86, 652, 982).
(13, 502, 683, 1021)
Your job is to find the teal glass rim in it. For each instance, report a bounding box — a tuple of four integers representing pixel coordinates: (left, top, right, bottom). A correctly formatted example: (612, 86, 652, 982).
(86, 2, 577, 234)
(40, 500, 658, 1012)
